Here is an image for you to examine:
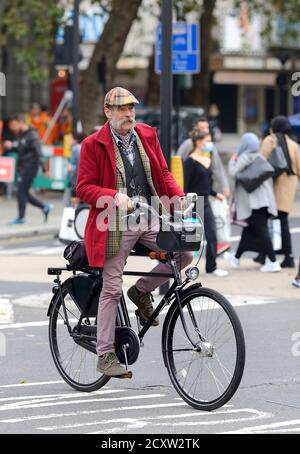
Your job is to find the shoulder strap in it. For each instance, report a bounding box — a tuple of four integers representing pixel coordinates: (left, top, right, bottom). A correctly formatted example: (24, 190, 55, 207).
(275, 133, 294, 175)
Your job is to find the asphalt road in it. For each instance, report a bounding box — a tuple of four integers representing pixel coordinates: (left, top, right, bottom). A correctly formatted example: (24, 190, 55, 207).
(0, 234, 300, 434)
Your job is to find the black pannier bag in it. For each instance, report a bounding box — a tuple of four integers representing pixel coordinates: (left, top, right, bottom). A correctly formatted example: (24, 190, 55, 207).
(156, 218, 202, 252)
(64, 273, 102, 317)
(64, 241, 89, 270)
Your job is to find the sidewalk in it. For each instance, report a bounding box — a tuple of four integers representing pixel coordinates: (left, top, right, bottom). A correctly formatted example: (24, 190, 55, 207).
(0, 139, 299, 242)
(1, 190, 299, 241)
(0, 191, 64, 240)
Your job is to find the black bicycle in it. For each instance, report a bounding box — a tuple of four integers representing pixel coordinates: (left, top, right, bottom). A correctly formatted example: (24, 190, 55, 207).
(47, 197, 245, 411)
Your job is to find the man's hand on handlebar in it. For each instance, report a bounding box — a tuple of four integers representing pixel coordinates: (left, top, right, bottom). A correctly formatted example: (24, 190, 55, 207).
(114, 192, 134, 211)
(178, 196, 189, 211)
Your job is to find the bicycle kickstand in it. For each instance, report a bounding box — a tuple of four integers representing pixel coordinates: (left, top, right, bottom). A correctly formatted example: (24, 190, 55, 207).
(116, 344, 132, 380)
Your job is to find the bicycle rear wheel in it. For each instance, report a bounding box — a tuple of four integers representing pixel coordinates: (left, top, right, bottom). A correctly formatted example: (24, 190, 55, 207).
(49, 285, 110, 392)
(162, 287, 245, 411)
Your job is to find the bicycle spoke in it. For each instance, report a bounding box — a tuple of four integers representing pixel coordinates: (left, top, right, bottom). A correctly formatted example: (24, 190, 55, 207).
(49, 289, 106, 390)
(164, 289, 244, 409)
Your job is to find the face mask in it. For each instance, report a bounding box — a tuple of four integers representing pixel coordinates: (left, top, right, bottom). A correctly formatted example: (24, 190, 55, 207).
(203, 142, 214, 153)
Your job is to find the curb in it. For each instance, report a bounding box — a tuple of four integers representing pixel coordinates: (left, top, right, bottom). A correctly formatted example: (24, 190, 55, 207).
(0, 226, 59, 241)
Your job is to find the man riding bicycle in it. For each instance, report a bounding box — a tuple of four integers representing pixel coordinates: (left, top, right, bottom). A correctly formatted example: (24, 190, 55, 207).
(76, 87, 193, 378)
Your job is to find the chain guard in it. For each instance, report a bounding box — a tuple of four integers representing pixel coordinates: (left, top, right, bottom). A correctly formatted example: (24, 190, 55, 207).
(115, 326, 140, 365)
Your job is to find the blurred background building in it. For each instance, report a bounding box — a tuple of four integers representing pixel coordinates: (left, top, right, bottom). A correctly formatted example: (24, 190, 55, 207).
(1, 0, 300, 137)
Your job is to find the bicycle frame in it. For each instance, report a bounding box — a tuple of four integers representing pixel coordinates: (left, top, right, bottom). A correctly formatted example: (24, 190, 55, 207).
(122, 251, 203, 349)
(48, 251, 203, 355)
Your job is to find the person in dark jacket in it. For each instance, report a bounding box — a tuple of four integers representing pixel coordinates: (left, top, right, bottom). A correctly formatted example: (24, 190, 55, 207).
(4, 113, 51, 224)
(258, 116, 300, 268)
(184, 130, 228, 277)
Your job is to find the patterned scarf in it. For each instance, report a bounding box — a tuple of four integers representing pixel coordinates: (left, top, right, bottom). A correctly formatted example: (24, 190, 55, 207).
(111, 127, 136, 166)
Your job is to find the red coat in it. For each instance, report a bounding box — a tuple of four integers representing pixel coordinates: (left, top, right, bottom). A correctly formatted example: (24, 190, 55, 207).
(76, 122, 185, 267)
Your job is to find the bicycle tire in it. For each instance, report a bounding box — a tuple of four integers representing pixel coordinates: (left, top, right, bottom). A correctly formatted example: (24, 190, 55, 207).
(74, 205, 89, 240)
(162, 287, 245, 411)
(49, 285, 110, 392)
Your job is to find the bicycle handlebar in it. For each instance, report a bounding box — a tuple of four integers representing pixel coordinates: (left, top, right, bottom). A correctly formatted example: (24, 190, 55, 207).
(122, 197, 196, 222)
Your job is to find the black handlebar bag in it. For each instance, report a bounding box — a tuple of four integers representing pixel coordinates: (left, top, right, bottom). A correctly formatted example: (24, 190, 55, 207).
(156, 219, 202, 252)
(64, 241, 89, 270)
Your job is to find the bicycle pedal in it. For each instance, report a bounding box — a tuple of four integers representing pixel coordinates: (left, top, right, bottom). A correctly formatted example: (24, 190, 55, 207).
(115, 371, 133, 379)
(135, 309, 147, 327)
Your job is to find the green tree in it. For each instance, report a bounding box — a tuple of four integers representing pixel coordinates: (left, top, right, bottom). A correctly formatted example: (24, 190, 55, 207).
(80, 0, 143, 134)
(0, 0, 64, 82)
(1, 0, 300, 131)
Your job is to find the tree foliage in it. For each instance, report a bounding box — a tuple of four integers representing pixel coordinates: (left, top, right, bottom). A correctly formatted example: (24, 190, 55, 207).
(1, 0, 300, 83)
(0, 0, 64, 81)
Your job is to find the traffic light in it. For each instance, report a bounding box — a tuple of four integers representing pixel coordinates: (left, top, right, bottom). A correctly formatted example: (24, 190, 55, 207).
(54, 26, 82, 66)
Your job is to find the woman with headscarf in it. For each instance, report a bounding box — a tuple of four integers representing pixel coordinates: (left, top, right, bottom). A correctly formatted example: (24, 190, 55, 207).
(259, 116, 300, 268)
(225, 133, 281, 273)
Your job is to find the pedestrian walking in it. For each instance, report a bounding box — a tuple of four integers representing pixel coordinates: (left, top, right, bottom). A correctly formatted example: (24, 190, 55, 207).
(225, 133, 281, 273)
(292, 259, 300, 288)
(178, 116, 231, 255)
(184, 130, 228, 277)
(4, 113, 52, 225)
(258, 115, 300, 268)
(177, 117, 230, 195)
(63, 132, 84, 206)
(76, 87, 193, 378)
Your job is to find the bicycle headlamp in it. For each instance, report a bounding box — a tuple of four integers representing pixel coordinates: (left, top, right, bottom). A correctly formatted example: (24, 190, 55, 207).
(185, 267, 199, 281)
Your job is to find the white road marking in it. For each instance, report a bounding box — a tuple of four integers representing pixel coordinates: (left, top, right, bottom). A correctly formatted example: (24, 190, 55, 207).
(0, 388, 124, 403)
(0, 402, 187, 424)
(0, 292, 280, 330)
(0, 321, 52, 330)
(0, 246, 46, 256)
(85, 408, 271, 435)
(35, 247, 64, 256)
(256, 427, 300, 433)
(0, 298, 14, 324)
(220, 418, 300, 434)
(0, 393, 165, 412)
(0, 380, 64, 388)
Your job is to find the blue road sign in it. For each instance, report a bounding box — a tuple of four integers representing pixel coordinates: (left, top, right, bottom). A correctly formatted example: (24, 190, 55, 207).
(156, 22, 200, 74)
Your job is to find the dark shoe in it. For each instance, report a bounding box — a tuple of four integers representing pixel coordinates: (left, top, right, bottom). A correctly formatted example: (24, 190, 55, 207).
(281, 256, 295, 268)
(96, 352, 131, 377)
(127, 285, 159, 326)
(253, 253, 265, 265)
(8, 217, 25, 225)
(43, 204, 53, 223)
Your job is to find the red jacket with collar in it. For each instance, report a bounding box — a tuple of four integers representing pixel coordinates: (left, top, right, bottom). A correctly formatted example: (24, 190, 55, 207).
(76, 121, 184, 267)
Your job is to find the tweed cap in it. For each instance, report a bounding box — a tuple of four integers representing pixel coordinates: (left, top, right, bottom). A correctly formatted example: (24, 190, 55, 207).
(104, 87, 139, 107)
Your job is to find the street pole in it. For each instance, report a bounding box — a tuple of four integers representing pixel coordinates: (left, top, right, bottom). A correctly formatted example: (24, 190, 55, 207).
(72, 0, 80, 134)
(159, 0, 173, 294)
(160, 0, 173, 167)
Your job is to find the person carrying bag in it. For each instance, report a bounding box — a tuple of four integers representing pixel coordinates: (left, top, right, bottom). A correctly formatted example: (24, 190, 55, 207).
(259, 116, 300, 268)
(236, 154, 275, 193)
(268, 133, 289, 177)
(225, 133, 281, 273)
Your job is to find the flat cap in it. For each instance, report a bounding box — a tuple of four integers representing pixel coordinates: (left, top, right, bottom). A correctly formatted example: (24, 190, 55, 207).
(104, 87, 139, 107)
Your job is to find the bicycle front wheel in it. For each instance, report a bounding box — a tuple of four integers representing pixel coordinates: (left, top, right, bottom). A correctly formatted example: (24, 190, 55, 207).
(49, 286, 110, 392)
(162, 287, 245, 411)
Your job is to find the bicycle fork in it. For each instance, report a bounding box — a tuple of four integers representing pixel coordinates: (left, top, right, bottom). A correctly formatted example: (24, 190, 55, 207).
(169, 256, 213, 356)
